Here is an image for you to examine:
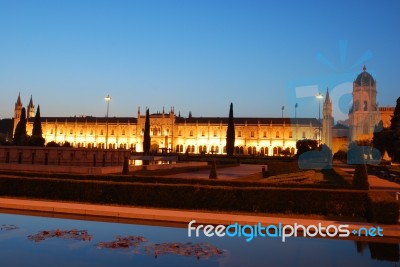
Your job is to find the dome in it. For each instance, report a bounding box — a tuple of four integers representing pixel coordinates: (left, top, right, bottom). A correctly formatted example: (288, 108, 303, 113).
(354, 65, 375, 86)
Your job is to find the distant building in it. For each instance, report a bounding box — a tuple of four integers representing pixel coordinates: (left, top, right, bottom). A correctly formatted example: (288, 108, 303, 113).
(8, 66, 395, 155)
(11, 96, 320, 155)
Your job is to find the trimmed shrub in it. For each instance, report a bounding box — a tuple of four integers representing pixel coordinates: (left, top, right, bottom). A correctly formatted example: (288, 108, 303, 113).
(209, 160, 217, 179)
(352, 164, 370, 190)
(368, 191, 399, 224)
(0, 176, 369, 218)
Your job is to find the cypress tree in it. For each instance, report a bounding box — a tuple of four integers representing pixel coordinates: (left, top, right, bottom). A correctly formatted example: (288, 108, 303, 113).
(29, 105, 45, 146)
(226, 102, 235, 156)
(389, 97, 400, 161)
(390, 97, 400, 132)
(143, 108, 151, 155)
(32, 105, 43, 136)
(13, 107, 27, 146)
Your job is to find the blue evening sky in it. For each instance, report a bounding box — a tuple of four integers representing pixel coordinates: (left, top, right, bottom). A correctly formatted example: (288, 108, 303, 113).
(0, 0, 399, 121)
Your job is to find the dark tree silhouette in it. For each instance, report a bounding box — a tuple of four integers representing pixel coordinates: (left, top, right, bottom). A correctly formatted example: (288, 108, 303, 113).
(226, 102, 235, 156)
(295, 139, 318, 157)
(32, 105, 43, 136)
(13, 107, 27, 146)
(143, 108, 151, 155)
(28, 105, 45, 146)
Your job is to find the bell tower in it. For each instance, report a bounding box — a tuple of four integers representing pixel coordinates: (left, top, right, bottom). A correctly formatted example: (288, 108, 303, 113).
(322, 88, 332, 148)
(13, 93, 23, 135)
(349, 66, 380, 142)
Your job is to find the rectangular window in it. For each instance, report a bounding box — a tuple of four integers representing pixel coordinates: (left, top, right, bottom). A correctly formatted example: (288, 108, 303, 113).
(263, 131, 267, 138)
(238, 131, 242, 137)
(289, 131, 293, 138)
(251, 131, 254, 137)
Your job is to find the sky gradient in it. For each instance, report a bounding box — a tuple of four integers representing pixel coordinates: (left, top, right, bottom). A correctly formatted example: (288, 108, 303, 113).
(0, 0, 399, 121)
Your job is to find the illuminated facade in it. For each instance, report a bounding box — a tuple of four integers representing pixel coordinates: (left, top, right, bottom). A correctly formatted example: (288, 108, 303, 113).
(13, 96, 320, 155)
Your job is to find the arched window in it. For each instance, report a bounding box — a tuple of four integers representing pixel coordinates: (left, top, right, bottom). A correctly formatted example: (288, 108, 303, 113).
(239, 147, 244, 154)
(211, 145, 215, 153)
(203, 145, 207, 153)
(180, 145, 183, 152)
(235, 146, 239, 154)
(189, 130, 193, 136)
(290, 147, 295, 155)
(265, 147, 269, 156)
(215, 146, 219, 153)
(252, 147, 256, 154)
(260, 147, 265, 155)
(276, 131, 279, 138)
(263, 131, 267, 138)
(176, 145, 179, 152)
(364, 101, 368, 111)
(289, 131, 293, 138)
(191, 145, 195, 153)
(223, 146, 226, 153)
(122, 129, 125, 135)
(101, 129, 104, 135)
(248, 147, 252, 155)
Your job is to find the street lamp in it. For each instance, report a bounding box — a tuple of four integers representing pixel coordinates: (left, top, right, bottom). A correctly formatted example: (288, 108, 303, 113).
(105, 95, 111, 149)
(316, 92, 323, 146)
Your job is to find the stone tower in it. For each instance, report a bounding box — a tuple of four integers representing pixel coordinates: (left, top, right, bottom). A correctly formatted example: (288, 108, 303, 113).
(348, 66, 380, 142)
(13, 93, 23, 135)
(322, 88, 332, 148)
(27, 95, 35, 119)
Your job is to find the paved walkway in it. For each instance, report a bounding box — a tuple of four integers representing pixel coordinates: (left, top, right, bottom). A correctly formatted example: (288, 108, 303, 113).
(166, 164, 262, 179)
(0, 197, 399, 240)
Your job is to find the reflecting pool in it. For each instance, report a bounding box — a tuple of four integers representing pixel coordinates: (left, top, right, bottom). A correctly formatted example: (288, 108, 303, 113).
(0, 212, 399, 267)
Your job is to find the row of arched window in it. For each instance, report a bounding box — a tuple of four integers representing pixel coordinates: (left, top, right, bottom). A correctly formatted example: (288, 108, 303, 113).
(49, 129, 127, 136)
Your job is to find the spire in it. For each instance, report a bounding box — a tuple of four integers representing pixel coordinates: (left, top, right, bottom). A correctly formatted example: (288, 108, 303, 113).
(363, 65, 367, 72)
(324, 87, 331, 104)
(28, 95, 34, 108)
(16, 92, 22, 106)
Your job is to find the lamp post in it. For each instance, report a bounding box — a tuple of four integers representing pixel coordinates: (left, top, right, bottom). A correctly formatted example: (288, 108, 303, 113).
(105, 95, 111, 149)
(316, 92, 323, 146)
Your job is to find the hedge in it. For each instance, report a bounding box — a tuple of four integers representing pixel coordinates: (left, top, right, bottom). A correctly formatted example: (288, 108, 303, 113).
(0, 169, 351, 189)
(368, 191, 399, 224)
(0, 176, 368, 218)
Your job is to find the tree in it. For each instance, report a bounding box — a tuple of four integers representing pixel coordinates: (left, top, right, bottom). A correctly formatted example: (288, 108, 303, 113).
(13, 107, 27, 146)
(390, 97, 400, 132)
(388, 97, 400, 162)
(28, 105, 45, 146)
(295, 139, 318, 157)
(372, 121, 390, 158)
(143, 108, 151, 155)
(226, 102, 235, 156)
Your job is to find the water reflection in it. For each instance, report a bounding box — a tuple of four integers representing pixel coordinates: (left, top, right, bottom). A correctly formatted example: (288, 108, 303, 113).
(0, 212, 399, 267)
(356, 241, 400, 263)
